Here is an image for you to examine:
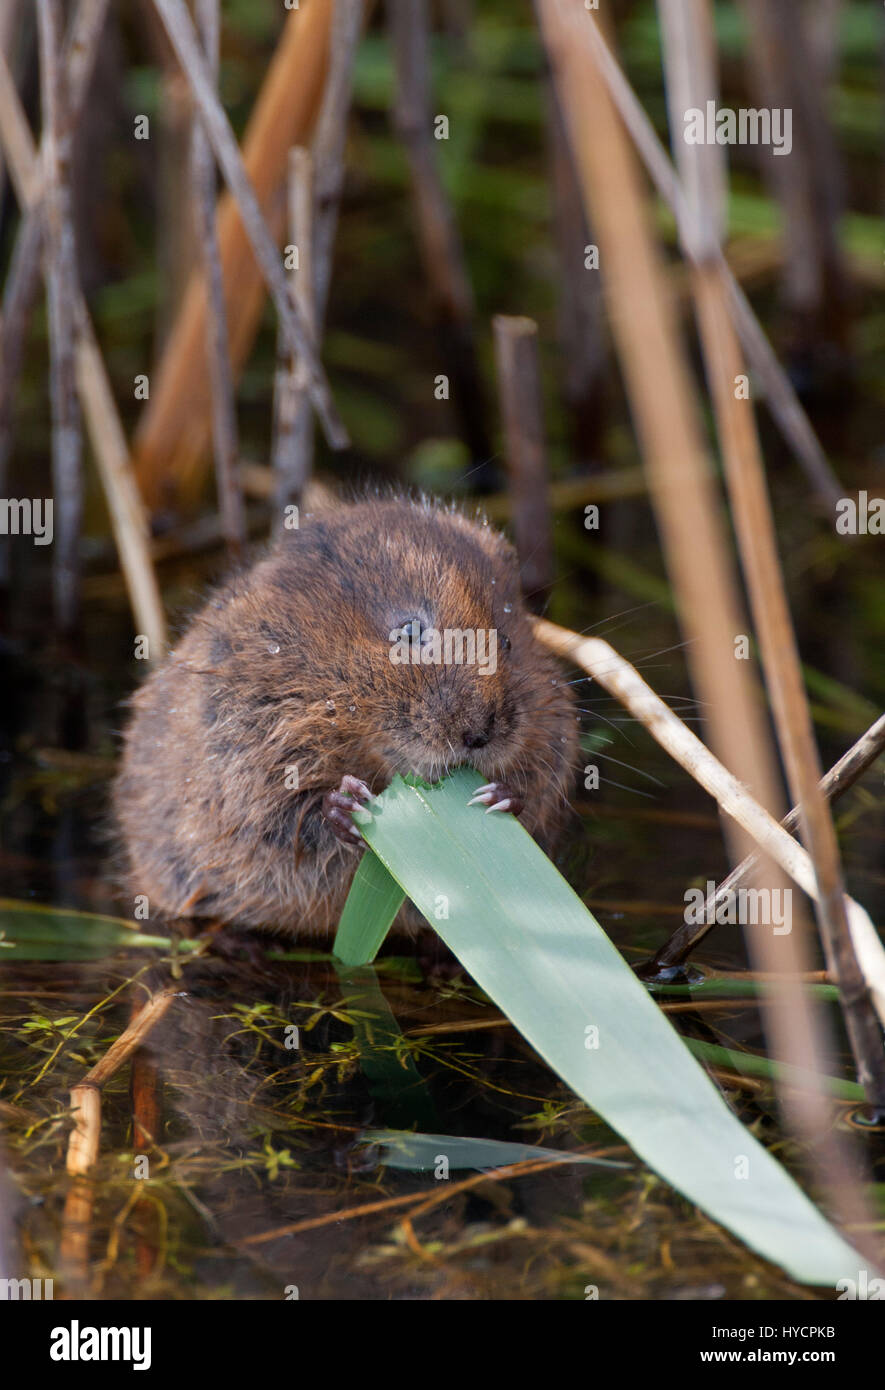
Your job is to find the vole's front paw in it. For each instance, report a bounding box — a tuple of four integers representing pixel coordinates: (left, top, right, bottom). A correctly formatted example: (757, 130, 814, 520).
(322, 775, 375, 847)
(467, 781, 524, 816)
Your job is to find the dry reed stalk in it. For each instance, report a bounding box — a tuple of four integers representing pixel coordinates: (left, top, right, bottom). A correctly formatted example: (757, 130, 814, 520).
(60, 1084, 101, 1290)
(151, 0, 346, 455)
(546, 77, 607, 464)
(307, 0, 365, 334)
(59, 1178, 94, 1289)
(650, 715, 885, 971)
(0, 0, 109, 501)
(66, 1084, 101, 1175)
(662, 0, 885, 1112)
(492, 316, 553, 609)
(740, 0, 847, 354)
(809, 0, 844, 85)
(693, 267, 885, 1111)
(131, 1051, 162, 1156)
(389, 0, 492, 476)
(0, 0, 19, 203)
(134, 0, 336, 510)
(272, 146, 315, 514)
(274, 0, 365, 518)
(577, 12, 842, 507)
(536, 0, 779, 851)
(0, 49, 167, 658)
(59, 987, 178, 1287)
(140, 5, 198, 351)
(82, 988, 178, 1089)
(36, 0, 83, 635)
(537, 1, 872, 1241)
(191, 0, 244, 554)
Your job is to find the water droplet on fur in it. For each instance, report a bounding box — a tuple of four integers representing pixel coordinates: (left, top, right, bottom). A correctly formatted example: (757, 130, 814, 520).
(326, 699, 336, 714)
(503, 602, 512, 614)
(551, 678, 558, 686)
(347, 704, 356, 713)
(267, 642, 280, 655)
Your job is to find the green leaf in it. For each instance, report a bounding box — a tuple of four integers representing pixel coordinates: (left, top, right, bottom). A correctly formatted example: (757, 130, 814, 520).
(0, 899, 197, 961)
(334, 769, 863, 1286)
(334, 853, 406, 966)
(683, 1039, 865, 1103)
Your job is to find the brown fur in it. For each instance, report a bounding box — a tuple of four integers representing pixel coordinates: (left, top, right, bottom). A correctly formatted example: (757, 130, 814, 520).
(113, 496, 577, 938)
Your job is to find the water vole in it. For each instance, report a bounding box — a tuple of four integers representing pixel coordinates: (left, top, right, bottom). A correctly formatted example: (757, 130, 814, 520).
(113, 496, 577, 938)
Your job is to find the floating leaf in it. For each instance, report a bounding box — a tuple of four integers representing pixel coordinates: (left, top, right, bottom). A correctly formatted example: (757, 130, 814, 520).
(360, 1128, 628, 1173)
(0, 899, 196, 961)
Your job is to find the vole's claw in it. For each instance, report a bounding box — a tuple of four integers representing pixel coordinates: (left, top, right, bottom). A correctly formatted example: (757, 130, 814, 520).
(467, 781, 524, 816)
(322, 774, 375, 847)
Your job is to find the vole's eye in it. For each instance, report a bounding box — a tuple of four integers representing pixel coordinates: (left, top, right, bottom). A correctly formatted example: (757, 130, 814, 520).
(500, 633, 511, 652)
(391, 616, 433, 648)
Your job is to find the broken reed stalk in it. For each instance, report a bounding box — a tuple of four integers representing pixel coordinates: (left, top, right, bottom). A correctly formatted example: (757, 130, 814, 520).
(60, 1085, 100, 1287)
(536, 0, 874, 1239)
(666, 0, 885, 1114)
(0, 0, 109, 500)
(389, 0, 492, 477)
(191, 0, 245, 554)
(534, 619, 885, 1034)
(63, 989, 177, 1171)
(82, 988, 178, 1089)
(36, 0, 83, 635)
(492, 316, 554, 610)
(67, 1084, 102, 1175)
(134, 0, 336, 511)
(578, 11, 842, 507)
(274, 0, 365, 519)
(0, 50, 166, 658)
(151, 0, 347, 454)
(650, 714, 885, 971)
(60, 988, 177, 1291)
(272, 146, 315, 514)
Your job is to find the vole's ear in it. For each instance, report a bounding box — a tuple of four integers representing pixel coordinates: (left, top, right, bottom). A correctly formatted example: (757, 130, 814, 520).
(269, 480, 344, 560)
(298, 478, 341, 517)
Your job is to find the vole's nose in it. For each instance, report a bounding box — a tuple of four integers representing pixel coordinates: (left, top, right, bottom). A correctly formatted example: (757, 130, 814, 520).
(463, 713, 495, 750)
